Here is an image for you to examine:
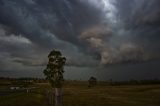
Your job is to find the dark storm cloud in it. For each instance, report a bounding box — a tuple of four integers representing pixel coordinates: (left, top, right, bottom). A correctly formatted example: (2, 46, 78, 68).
(0, 0, 103, 47)
(0, 0, 104, 69)
(115, 0, 160, 28)
(79, 0, 160, 64)
(111, 0, 160, 62)
(0, 0, 160, 78)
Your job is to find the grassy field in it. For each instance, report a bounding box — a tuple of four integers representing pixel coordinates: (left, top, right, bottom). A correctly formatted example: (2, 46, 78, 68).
(0, 81, 160, 106)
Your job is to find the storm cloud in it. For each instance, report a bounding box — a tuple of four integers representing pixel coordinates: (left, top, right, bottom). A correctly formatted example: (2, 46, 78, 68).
(0, 0, 160, 79)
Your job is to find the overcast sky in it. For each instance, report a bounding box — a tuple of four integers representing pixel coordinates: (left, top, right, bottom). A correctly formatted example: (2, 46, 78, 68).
(0, 0, 160, 80)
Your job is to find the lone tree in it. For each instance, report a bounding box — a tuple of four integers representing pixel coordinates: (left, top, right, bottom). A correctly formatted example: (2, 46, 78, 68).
(43, 49, 66, 106)
(88, 76, 97, 87)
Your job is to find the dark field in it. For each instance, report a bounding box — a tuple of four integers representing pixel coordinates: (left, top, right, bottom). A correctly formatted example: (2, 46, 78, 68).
(0, 81, 160, 106)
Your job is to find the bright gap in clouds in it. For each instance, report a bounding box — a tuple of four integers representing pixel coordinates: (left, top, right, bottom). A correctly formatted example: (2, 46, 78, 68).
(103, 0, 118, 25)
(89, 0, 117, 25)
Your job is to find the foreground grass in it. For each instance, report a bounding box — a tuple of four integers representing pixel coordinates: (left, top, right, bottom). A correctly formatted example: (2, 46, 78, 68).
(0, 93, 44, 106)
(0, 82, 160, 106)
(63, 82, 160, 106)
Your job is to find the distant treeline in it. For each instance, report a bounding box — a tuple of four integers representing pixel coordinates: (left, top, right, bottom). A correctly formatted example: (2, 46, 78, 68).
(109, 79, 160, 86)
(0, 77, 160, 85)
(0, 77, 47, 83)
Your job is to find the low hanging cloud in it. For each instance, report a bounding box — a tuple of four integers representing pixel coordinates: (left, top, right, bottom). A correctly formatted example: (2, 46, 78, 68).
(80, 26, 147, 64)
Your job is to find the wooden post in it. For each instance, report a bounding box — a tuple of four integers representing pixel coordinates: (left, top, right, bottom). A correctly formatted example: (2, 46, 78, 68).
(55, 88, 62, 106)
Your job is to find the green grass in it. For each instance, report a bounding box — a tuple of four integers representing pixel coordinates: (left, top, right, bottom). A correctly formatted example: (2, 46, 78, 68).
(0, 93, 44, 106)
(0, 82, 160, 106)
(63, 83, 160, 106)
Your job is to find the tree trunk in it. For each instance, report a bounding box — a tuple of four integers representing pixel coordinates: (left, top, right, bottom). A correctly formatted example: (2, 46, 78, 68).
(55, 88, 62, 106)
